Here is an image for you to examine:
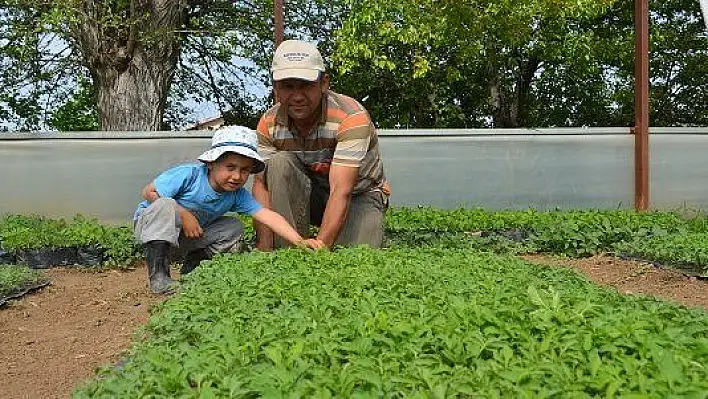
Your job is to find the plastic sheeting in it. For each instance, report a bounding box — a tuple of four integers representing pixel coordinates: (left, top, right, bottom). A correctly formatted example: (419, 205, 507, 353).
(1, 128, 707, 224)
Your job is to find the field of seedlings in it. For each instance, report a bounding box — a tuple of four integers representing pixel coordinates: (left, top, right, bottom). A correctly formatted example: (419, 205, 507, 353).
(2, 208, 708, 397)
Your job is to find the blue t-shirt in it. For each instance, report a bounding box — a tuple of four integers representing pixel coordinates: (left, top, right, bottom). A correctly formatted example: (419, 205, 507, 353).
(134, 163, 262, 225)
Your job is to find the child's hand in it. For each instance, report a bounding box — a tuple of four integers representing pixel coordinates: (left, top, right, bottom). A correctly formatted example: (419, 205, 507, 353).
(300, 238, 327, 250)
(181, 211, 203, 239)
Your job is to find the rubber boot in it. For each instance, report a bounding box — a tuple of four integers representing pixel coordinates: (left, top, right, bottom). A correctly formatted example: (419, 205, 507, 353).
(180, 248, 211, 275)
(145, 240, 174, 294)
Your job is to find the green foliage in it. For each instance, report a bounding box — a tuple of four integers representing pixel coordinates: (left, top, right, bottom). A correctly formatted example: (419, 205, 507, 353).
(686, 215, 708, 233)
(0, 214, 70, 249)
(334, 0, 618, 128)
(49, 75, 99, 131)
(3, 0, 707, 130)
(0, 3, 82, 131)
(646, 0, 708, 126)
(385, 228, 532, 254)
(385, 207, 692, 257)
(525, 211, 682, 257)
(97, 225, 142, 268)
(0, 264, 48, 297)
(1, 0, 350, 130)
(615, 233, 708, 275)
(0, 214, 139, 267)
(333, 0, 708, 128)
(76, 247, 708, 396)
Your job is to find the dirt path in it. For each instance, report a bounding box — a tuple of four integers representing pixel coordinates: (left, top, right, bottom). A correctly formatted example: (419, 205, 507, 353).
(1, 255, 707, 399)
(522, 254, 708, 311)
(0, 265, 165, 399)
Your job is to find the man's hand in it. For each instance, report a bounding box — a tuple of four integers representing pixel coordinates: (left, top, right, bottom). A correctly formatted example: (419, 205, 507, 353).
(180, 210, 203, 239)
(299, 238, 328, 250)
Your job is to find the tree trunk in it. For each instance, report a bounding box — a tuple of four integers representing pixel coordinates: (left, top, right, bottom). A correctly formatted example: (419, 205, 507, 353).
(511, 55, 540, 127)
(72, 0, 185, 131)
(93, 49, 175, 131)
(488, 55, 541, 128)
(488, 68, 514, 128)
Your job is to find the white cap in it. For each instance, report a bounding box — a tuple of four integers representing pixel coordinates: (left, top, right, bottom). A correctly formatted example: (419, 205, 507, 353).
(197, 126, 265, 173)
(271, 40, 325, 82)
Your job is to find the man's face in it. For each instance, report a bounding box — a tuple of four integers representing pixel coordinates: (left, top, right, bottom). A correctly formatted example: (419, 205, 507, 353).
(207, 152, 255, 192)
(274, 75, 329, 122)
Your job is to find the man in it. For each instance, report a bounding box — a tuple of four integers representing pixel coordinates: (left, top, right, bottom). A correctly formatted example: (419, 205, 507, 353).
(253, 39, 390, 250)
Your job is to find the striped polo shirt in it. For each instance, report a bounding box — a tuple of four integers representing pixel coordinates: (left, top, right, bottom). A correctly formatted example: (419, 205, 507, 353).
(256, 90, 388, 196)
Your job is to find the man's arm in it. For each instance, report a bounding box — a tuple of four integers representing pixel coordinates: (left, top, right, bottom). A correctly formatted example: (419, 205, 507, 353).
(316, 164, 359, 248)
(251, 208, 326, 250)
(251, 173, 275, 251)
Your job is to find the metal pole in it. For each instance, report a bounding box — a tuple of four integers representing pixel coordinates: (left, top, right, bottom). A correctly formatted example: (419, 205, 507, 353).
(274, 0, 284, 47)
(634, 0, 650, 211)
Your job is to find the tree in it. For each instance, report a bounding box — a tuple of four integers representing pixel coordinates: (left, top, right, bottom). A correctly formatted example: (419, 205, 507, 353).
(541, 0, 708, 127)
(647, 0, 708, 126)
(2, 0, 704, 131)
(333, 0, 617, 128)
(333, 0, 708, 128)
(0, 0, 349, 131)
(165, 0, 350, 129)
(0, 0, 189, 131)
(0, 5, 80, 131)
(49, 74, 99, 131)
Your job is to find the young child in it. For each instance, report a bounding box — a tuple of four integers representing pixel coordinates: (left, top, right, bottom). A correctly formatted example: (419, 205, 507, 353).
(133, 126, 324, 294)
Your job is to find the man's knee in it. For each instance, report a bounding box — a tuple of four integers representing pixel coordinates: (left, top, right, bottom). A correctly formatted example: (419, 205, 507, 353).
(266, 152, 300, 175)
(264, 152, 311, 197)
(337, 223, 385, 248)
(337, 193, 386, 248)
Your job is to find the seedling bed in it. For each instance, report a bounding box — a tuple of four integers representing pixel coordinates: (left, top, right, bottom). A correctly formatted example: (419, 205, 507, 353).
(0, 265, 51, 306)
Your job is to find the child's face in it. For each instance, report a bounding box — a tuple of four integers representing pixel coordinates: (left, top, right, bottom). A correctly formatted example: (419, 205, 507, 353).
(207, 152, 255, 192)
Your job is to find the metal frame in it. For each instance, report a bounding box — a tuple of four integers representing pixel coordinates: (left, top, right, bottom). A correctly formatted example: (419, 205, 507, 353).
(634, 0, 650, 211)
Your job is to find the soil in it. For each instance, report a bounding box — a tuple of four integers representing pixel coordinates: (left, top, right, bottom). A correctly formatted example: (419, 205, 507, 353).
(1, 255, 707, 399)
(521, 254, 708, 311)
(0, 265, 166, 399)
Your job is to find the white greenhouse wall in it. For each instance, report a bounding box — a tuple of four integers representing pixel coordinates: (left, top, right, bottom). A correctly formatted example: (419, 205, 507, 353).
(1, 128, 707, 224)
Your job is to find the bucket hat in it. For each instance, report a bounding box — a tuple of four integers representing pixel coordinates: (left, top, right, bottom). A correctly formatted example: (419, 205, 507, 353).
(198, 126, 265, 174)
(271, 40, 325, 82)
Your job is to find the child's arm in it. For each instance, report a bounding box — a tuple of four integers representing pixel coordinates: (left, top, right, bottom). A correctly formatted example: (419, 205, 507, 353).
(251, 208, 326, 249)
(141, 182, 204, 239)
(141, 182, 161, 202)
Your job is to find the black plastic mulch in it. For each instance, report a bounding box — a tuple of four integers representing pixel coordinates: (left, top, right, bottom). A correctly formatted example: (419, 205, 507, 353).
(616, 253, 708, 279)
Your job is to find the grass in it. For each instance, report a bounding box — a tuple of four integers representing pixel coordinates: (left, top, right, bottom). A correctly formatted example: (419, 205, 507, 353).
(615, 232, 708, 276)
